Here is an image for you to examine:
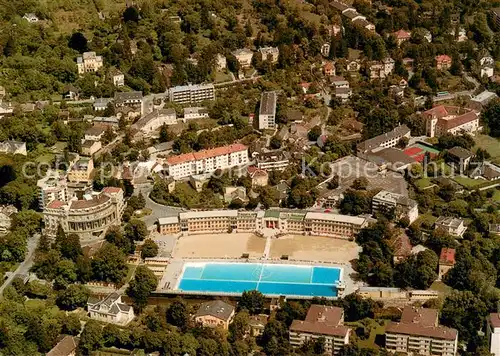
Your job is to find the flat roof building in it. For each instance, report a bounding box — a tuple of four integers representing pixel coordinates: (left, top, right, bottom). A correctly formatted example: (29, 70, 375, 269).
(169, 83, 215, 105)
(258, 91, 277, 130)
(372, 190, 418, 224)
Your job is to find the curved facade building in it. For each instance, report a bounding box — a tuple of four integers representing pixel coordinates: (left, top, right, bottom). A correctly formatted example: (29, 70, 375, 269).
(43, 187, 125, 241)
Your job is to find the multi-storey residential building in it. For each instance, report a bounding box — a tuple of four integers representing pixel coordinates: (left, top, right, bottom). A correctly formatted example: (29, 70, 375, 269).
(132, 108, 177, 134)
(110, 68, 125, 87)
(255, 150, 290, 171)
(67, 158, 94, 183)
(488, 313, 500, 356)
(114, 91, 143, 110)
(165, 144, 249, 179)
(385, 306, 458, 356)
(87, 293, 134, 325)
(194, 300, 235, 330)
(357, 125, 411, 154)
(157, 209, 367, 239)
(77, 52, 103, 75)
(372, 190, 419, 224)
(434, 216, 467, 237)
(37, 175, 69, 210)
(290, 305, 351, 355)
(422, 105, 479, 138)
(258, 46, 279, 63)
(438, 248, 456, 280)
(169, 84, 215, 104)
(42, 187, 125, 240)
(232, 48, 254, 68)
(258, 91, 277, 130)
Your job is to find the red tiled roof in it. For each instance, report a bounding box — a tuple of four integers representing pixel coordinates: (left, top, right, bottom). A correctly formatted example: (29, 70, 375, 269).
(290, 320, 350, 337)
(489, 313, 500, 328)
(47, 200, 65, 209)
(102, 186, 122, 194)
(435, 54, 451, 62)
(400, 307, 438, 327)
(423, 105, 450, 118)
(394, 29, 411, 39)
(305, 305, 343, 325)
(386, 322, 458, 340)
(70, 194, 110, 210)
(441, 111, 478, 130)
(167, 144, 248, 165)
(324, 62, 334, 70)
(439, 248, 456, 265)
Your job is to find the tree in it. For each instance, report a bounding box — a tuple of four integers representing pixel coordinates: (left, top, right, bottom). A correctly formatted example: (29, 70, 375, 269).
(270, 136, 281, 149)
(123, 6, 140, 22)
(239, 290, 265, 315)
(124, 219, 149, 242)
(68, 32, 88, 53)
(342, 294, 379, 321)
(167, 299, 189, 329)
(59, 233, 82, 262)
(62, 314, 82, 336)
(126, 265, 158, 312)
(105, 225, 132, 253)
(56, 284, 91, 311)
(229, 310, 250, 341)
(91, 243, 128, 283)
(261, 320, 290, 356)
(351, 177, 369, 190)
(79, 320, 104, 355)
(308, 125, 322, 141)
(141, 239, 159, 259)
(159, 124, 173, 143)
(482, 99, 500, 137)
(441, 290, 487, 343)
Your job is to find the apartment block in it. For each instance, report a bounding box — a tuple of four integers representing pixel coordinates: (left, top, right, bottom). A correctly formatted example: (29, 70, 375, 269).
(385, 306, 458, 356)
(434, 217, 467, 237)
(372, 190, 419, 224)
(357, 125, 411, 154)
(290, 305, 351, 355)
(37, 175, 68, 210)
(165, 144, 249, 180)
(258, 91, 277, 130)
(77, 52, 103, 75)
(258, 46, 279, 63)
(169, 83, 215, 105)
(255, 150, 290, 171)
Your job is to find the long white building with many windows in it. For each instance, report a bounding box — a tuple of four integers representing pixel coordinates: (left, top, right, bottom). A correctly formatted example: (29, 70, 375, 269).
(158, 209, 368, 239)
(169, 83, 215, 104)
(164, 144, 249, 180)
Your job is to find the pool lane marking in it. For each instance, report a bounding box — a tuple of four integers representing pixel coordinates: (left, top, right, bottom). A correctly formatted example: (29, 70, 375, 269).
(180, 277, 338, 286)
(256, 265, 265, 289)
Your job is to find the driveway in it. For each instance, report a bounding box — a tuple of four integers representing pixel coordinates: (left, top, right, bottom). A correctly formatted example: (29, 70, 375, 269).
(135, 185, 183, 227)
(0, 234, 40, 297)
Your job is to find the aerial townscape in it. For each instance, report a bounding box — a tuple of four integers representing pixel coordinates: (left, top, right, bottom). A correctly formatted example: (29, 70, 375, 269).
(0, 0, 500, 355)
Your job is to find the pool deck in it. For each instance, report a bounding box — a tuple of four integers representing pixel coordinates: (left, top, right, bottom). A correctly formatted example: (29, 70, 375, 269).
(156, 258, 360, 299)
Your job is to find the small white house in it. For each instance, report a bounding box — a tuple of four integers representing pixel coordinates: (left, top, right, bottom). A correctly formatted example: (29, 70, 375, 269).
(23, 13, 39, 23)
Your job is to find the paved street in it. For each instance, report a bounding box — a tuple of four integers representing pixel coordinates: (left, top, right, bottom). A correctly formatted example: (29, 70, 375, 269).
(0, 234, 40, 297)
(135, 184, 183, 228)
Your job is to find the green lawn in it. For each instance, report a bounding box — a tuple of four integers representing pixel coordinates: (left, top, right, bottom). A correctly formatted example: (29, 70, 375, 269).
(214, 71, 232, 83)
(452, 177, 485, 189)
(414, 178, 434, 189)
(346, 319, 389, 350)
(474, 134, 500, 159)
(430, 281, 452, 295)
(413, 213, 438, 229)
(493, 190, 500, 202)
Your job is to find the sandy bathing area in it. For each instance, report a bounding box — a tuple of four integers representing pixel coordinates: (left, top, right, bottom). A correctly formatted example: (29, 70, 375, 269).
(269, 235, 361, 263)
(172, 233, 266, 259)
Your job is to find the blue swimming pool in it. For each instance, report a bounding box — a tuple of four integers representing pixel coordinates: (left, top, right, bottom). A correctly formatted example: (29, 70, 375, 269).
(177, 262, 342, 297)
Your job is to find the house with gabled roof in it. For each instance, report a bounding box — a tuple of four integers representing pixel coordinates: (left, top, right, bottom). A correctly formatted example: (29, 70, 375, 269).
(87, 292, 135, 325)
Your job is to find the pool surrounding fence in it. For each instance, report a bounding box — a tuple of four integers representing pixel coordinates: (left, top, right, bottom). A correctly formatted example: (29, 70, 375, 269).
(176, 262, 342, 298)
